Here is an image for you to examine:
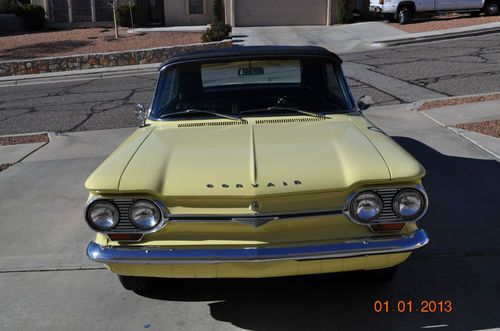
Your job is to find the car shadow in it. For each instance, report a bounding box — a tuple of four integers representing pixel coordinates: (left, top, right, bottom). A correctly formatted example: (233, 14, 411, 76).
(137, 137, 500, 330)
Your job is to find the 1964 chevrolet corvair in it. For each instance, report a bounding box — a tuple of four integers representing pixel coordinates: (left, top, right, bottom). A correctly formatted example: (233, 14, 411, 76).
(85, 46, 429, 291)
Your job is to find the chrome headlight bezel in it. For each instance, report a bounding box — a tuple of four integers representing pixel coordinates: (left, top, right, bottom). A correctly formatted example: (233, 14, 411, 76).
(128, 200, 162, 230)
(84, 197, 168, 234)
(392, 188, 426, 220)
(85, 200, 120, 231)
(344, 185, 429, 226)
(348, 191, 383, 223)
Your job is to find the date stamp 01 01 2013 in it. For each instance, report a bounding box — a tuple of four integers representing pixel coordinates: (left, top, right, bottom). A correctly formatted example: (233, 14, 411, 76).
(373, 300, 453, 313)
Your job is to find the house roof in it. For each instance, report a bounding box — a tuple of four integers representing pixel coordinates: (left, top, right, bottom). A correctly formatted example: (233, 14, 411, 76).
(159, 46, 342, 69)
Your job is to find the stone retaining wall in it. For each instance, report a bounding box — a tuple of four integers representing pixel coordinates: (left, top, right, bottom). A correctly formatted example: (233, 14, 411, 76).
(0, 40, 232, 77)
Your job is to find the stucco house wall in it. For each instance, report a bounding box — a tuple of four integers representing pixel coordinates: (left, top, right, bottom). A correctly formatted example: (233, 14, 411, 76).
(164, 0, 214, 26)
(32, 0, 365, 27)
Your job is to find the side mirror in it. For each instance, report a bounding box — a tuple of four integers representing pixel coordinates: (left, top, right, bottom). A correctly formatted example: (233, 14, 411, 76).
(134, 104, 149, 127)
(357, 95, 373, 111)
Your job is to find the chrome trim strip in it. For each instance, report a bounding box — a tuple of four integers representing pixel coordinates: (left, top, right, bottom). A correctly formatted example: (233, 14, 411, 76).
(87, 229, 429, 265)
(169, 209, 343, 222)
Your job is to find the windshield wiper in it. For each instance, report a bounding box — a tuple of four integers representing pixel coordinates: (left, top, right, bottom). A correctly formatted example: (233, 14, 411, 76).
(241, 106, 327, 119)
(160, 109, 241, 121)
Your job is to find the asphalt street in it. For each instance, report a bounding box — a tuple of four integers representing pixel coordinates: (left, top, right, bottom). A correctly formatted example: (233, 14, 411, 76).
(1, 33, 500, 135)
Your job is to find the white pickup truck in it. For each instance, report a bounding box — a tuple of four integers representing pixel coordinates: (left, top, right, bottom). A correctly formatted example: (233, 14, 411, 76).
(370, 0, 499, 24)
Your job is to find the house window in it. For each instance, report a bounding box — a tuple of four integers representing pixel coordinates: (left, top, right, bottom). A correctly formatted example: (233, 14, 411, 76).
(188, 0, 204, 14)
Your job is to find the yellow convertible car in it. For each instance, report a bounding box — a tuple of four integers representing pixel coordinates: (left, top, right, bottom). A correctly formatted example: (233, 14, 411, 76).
(85, 46, 429, 291)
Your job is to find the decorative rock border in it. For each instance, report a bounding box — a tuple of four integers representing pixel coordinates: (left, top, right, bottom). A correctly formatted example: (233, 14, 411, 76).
(0, 40, 232, 77)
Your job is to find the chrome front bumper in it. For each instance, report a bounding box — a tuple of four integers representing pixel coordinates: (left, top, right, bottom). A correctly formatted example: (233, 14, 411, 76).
(87, 229, 429, 265)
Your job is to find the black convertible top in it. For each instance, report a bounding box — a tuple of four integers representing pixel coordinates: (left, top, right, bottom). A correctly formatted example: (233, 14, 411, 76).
(159, 46, 342, 69)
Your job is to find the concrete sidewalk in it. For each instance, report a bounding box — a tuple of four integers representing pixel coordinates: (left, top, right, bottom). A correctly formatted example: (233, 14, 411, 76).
(371, 21, 500, 46)
(419, 100, 500, 159)
(127, 25, 209, 33)
(1, 102, 499, 330)
(233, 22, 408, 53)
(235, 21, 500, 51)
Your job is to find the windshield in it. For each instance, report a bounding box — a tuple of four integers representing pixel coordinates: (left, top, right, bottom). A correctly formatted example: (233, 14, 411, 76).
(150, 57, 354, 120)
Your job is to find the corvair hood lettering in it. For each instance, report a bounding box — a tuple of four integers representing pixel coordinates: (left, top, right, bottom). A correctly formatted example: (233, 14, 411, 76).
(207, 180, 302, 189)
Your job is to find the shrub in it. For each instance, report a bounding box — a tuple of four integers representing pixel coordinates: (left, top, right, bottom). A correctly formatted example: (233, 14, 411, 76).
(16, 4, 45, 30)
(116, 4, 136, 27)
(202, 22, 232, 42)
(336, 0, 348, 24)
(0, 0, 19, 14)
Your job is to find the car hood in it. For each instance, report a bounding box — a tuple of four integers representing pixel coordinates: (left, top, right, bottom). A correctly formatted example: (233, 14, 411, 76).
(108, 115, 424, 197)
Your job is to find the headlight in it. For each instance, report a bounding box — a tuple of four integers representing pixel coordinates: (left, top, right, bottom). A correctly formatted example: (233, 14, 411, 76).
(129, 200, 161, 230)
(393, 189, 424, 219)
(350, 191, 382, 222)
(86, 201, 119, 231)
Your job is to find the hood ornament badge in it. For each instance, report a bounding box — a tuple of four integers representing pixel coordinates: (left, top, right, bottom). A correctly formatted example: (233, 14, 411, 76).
(250, 201, 261, 212)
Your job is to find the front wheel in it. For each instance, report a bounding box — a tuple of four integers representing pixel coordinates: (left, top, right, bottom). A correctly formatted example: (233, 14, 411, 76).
(397, 7, 413, 24)
(118, 275, 152, 292)
(484, 1, 499, 15)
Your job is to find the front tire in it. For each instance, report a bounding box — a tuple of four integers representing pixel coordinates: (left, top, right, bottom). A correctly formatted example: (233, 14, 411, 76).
(365, 266, 399, 283)
(397, 6, 413, 24)
(484, 1, 499, 15)
(118, 275, 152, 291)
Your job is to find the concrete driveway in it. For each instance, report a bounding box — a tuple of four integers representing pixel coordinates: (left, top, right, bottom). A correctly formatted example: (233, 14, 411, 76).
(0, 104, 499, 330)
(233, 23, 407, 54)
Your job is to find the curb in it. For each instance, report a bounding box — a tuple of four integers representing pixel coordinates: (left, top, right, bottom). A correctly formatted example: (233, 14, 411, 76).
(407, 92, 500, 111)
(371, 25, 500, 47)
(419, 110, 500, 161)
(0, 64, 159, 87)
(405, 93, 500, 162)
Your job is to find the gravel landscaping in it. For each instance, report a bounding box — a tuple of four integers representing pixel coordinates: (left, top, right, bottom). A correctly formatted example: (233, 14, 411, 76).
(0, 28, 203, 61)
(388, 14, 500, 33)
(418, 93, 500, 111)
(455, 119, 500, 138)
(0, 133, 49, 146)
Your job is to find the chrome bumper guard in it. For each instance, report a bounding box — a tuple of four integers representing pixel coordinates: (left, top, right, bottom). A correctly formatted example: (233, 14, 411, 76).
(87, 229, 429, 265)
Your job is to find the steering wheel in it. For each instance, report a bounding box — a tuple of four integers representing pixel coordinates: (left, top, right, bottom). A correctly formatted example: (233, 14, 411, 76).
(274, 85, 326, 107)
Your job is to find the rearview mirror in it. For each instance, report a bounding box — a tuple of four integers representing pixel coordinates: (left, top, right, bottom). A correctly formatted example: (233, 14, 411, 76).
(134, 104, 149, 127)
(238, 67, 264, 76)
(357, 95, 373, 111)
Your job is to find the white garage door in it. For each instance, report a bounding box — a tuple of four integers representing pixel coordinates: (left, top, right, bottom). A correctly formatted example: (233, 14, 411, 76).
(235, 0, 328, 27)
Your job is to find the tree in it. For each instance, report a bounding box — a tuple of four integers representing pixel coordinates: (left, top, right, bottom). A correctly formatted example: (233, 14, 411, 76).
(106, 0, 119, 39)
(212, 0, 224, 23)
(336, 0, 348, 24)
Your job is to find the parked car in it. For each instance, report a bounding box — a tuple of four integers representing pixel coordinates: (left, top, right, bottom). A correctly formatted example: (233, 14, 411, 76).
(370, 0, 499, 24)
(85, 46, 430, 291)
